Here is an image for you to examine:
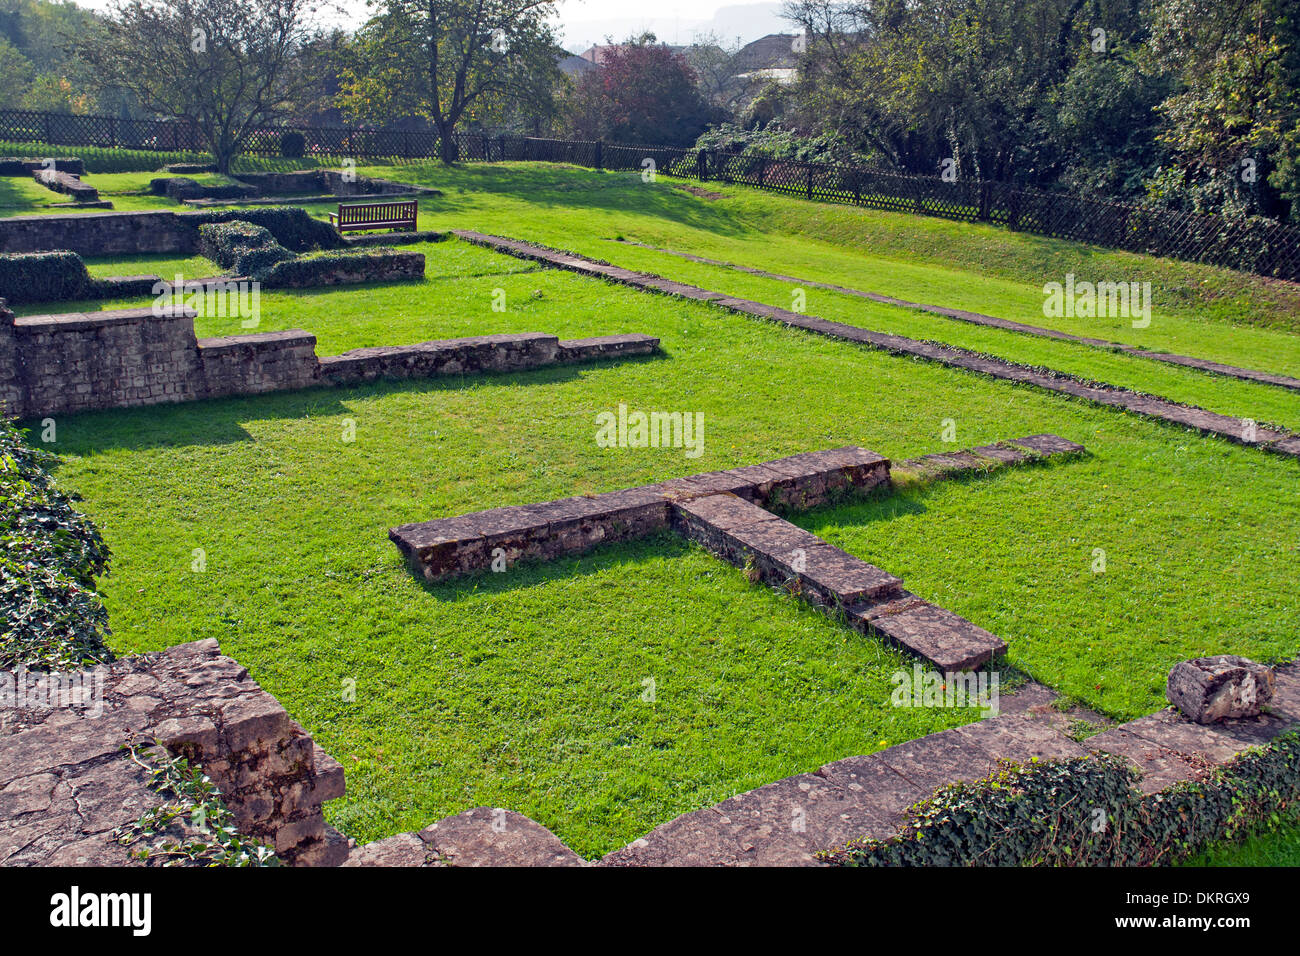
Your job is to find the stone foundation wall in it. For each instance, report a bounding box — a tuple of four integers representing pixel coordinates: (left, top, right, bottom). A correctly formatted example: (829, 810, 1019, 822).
(34, 168, 98, 202)
(0, 299, 659, 418)
(0, 639, 345, 866)
(198, 331, 322, 399)
(13, 306, 205, 415)
(0, 210, 196, 256)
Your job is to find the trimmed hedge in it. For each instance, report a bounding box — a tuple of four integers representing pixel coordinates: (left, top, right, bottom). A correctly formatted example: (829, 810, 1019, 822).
(824, 730, 1300, 867)
(197, 221, 294, 280)
(185, 206, 343, 252)
(0, 417, 113, 669)
(0, 141, 206, 173)
(0, 251, 92, 303)
(262, 248, 425, 288)
(0, 251, 173, 304)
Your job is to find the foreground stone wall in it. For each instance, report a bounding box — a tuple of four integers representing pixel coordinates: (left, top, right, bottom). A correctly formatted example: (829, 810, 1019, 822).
(0, 299, 659, 418)
(0, 639, 344, 866)
(13, 306, 205, 415)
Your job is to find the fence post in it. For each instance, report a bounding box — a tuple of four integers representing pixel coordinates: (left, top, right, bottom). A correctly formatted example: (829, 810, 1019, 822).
(806, 164, 813, 200)
(757, 156, 766, 188)
(594, 140, 602, 170)
(697, 150, 708, 181)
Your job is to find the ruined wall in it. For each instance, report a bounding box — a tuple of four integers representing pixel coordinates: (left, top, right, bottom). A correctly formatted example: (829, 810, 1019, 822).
(0, 300, 659, 419)
(198, 330, 322, 399)
(0, 639, 346, 866)
(13, 306, 205, 416)
(0, 210, 196, 256)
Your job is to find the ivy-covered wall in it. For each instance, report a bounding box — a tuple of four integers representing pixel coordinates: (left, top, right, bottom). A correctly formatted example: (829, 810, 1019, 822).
(825, 732, 1300, 866)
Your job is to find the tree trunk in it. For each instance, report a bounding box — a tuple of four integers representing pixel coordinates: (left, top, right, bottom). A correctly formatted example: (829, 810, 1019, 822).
(438, 123, 460, 164)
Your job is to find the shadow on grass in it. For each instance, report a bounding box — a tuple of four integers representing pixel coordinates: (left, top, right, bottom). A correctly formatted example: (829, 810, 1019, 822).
(26, 350, 669, 456)
(416, 529, 694, 603)
(399, 163, 753, 239)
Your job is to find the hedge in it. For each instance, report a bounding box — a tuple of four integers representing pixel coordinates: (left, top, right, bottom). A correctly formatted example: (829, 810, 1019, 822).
(0, 251, 92, 303)
(824, 730, 1300, 866)
(0, 417, 113, 669)
(197, 221, 294, 280)
(0, 251, 172, 304)
(261, 248, 425, 288)
(0, 141, 207, 173)
(185, 206, 343, 252)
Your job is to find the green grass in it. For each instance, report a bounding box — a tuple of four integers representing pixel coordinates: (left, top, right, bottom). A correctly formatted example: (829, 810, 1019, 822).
(12, 159, 1300, 860)
(1183, 813, 1300, 866)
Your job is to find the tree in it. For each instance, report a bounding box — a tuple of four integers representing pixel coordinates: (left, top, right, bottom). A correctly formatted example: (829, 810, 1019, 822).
(0, 36, 32, 102)
(338, 0, 562, 163)
(783, 0, 1156, 186)
(1148, 0, 1300, 219)
(75, 0, 323, 173)
(561, 34, 720, 146)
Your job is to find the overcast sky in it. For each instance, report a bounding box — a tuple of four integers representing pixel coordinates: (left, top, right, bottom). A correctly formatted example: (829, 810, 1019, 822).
(71, 1, 792, 52)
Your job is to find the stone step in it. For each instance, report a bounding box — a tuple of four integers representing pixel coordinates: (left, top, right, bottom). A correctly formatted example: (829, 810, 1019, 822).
(342, 808, 583, 867)
(602, 711, 1076, 867)
(672, 492, 903, 607)
(390, 446, 891, 582)
(849, 595, 1007, 673)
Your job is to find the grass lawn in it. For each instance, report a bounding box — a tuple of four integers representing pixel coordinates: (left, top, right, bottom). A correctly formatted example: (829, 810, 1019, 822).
(7, 160, 1300, 860)
(1182, 814, 1300, 866)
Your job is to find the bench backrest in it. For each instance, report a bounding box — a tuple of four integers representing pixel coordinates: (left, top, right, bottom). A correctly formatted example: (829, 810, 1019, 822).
(337, 201, 417, 225)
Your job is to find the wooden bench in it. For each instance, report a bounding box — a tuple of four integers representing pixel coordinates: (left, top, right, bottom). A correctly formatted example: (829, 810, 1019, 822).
(328, 200, 417, 234)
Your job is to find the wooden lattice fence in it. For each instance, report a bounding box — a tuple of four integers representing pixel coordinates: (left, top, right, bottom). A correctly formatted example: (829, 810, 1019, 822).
(2, 109, 1297, 281)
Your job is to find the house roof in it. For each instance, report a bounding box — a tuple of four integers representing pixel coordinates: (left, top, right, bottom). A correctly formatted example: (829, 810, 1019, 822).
(734, 33, 799, 72)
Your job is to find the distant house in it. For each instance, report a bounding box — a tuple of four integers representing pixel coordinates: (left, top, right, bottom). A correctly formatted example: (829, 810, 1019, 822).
(733, 33, 799, 85)
(735, 34, 798, 70)
(578, 44, 619, 64)
(557, 53, 596, 77)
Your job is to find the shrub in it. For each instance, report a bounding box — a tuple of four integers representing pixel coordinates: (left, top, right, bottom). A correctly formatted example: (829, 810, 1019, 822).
(0, 251, 92, 304)
(824, 731, 1300, 867)
(0, 417, 112, 669)
(0, 141, 208, 173)
(261, 248, 425, 288)
(693, 123, 874, 167)
(279, 130, 306, 159)
(197, 220, 295, 279)
(186, 206, 343, 252)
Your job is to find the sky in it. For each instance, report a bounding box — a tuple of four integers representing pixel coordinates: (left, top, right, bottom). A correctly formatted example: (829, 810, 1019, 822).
(71, 1, 793, 53)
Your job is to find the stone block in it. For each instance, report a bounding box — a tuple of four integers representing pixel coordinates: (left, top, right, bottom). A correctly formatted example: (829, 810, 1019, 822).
(1166, 655, 1276, 724)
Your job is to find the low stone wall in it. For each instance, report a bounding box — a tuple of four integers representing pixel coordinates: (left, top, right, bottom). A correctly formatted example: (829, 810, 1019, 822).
(232, 169, 433, 198)
(10, 305, 205, 416)
(198, 330, 322, 399)
(0, 157, 84, 176)
(0, 300, 660, 417)
(261, 249, 426, 288)
(150, 176, 258, 202)
(34, 168, 98, 202)
(0, 639, 345, 866)
(0, 210, 195, 256)
(459, 230, 1300, 462)
(390, 446, 893, 583)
